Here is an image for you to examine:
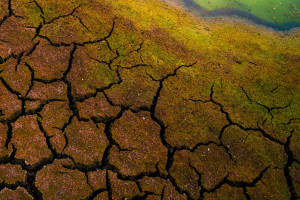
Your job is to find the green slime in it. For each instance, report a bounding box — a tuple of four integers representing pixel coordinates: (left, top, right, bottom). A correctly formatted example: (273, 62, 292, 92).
(191, 0, 300, 29)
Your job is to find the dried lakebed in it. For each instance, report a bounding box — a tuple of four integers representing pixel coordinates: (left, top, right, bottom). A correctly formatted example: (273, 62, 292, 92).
(0, 0, 299, 199)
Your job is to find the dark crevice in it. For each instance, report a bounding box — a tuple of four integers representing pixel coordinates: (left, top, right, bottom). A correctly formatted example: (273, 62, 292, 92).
(64, 79, 79, 119)
(74, 68, 122, 103)
(1, 97, 65, 150)
(37, 118, 57, 156)
(0, 181, 25, 192)
(236, 123, 285, 145)
(31, 0, 44, 15)
(161, 186, 166, 200)
(198, 155, 272, 198)
(24, 62, 35, 97)
(37, 17, 116, 48)
(130, 192, 154, 200)
(190, 84, 285, 148)
(145, 62, 197, 199)
(33, 23, 43, 40)
(120, 64, 151, 70)
(270, 85, 281, 93)
(226, 166, 270, 188)
(0, 0, 13, 27)
(45, 5, 80, 25)
(148, 63, 197, 173)
(33, 77, 62, 84)
(63, 44, 77, 79)
(30, 0, 46, 25)
(284, 131, 298, 200)
(84, 188, 107, 200)
(241, 86, 252, 103)
(4, 123, 12, 148)
(24, 172, 43, 200)
(102, 108, 129, 159)
(243, 187, 251, 200)
(189, 85, 237, 161)
(240, 87, 292, 119)
(26, 41, 40, 56)
(281, 118, 299, 126)
(106, 170, 113, 200)
(15, 52, 24, 71)
(128, 42, 144, 54)
(189, 162, 203, 188)
(75, 16, 90, 31)
(167, 174, 193, 199)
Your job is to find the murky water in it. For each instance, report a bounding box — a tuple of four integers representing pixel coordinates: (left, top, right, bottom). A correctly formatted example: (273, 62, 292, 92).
(183, 0, 300, 30)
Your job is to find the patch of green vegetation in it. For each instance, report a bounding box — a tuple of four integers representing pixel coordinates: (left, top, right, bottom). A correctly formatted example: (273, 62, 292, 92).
(189, 0, 300, 28)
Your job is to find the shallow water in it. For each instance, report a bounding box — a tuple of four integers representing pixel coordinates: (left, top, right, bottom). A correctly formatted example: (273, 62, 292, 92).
(183, 0, 300, 30)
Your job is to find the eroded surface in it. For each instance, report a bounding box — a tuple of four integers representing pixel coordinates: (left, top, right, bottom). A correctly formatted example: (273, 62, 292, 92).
(0, 0, 299, 199)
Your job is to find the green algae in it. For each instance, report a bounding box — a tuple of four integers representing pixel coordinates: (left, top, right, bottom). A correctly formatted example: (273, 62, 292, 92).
(185, 0, 300, 30)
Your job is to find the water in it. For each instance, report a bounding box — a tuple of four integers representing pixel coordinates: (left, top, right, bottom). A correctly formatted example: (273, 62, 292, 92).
(183, 0, 300, 30)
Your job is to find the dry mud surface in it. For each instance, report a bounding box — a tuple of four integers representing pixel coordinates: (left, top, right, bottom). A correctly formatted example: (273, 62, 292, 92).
(0, 0, 300, 199)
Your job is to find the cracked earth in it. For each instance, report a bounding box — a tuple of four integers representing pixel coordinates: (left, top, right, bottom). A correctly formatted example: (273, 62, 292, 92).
(0, 0, 299, 199)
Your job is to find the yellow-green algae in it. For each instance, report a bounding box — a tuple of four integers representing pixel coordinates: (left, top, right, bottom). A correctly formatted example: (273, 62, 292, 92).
(186, 0, 300, 30)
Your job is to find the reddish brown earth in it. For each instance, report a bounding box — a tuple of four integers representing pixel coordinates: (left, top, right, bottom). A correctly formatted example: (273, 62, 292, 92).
(0, 0, 299, 199)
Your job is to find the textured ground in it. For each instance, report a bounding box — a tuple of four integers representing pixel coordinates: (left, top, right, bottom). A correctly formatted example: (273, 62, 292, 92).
(0, 0, 300, 199)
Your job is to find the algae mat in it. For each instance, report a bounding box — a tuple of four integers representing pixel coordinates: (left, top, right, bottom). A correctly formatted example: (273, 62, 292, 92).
(183, 0, 300, 30)
(0, 0, 299, 199)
